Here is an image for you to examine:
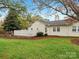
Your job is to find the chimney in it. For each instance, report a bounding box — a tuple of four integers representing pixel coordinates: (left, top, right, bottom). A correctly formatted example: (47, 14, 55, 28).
(55, 14, 59, 21)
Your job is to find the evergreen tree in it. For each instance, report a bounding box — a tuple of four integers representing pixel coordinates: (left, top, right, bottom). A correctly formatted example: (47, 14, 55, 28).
(3, 9, 21, 32)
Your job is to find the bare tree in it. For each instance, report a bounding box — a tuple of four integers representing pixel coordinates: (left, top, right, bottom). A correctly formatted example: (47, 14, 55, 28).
(33, 0, 79, 20)
(0, 0, 26, 13)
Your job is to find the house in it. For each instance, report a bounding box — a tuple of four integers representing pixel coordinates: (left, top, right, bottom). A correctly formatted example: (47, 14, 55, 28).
(14, 18, 79, 37)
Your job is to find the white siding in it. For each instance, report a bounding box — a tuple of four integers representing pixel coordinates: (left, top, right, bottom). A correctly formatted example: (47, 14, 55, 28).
(68, 22, 79, 36)
(47, 26, 69, 36)
(28, 21, 46, 34)
(47, 22, 79, 37)
(14, 21, 79, 37)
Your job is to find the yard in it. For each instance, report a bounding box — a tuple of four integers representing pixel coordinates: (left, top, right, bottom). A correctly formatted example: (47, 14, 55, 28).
(0, 37, 79, 59)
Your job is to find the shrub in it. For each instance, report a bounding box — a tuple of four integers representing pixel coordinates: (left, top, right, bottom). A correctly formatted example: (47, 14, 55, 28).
(36, 32, 44, 37)
(44, 33, 48, 36)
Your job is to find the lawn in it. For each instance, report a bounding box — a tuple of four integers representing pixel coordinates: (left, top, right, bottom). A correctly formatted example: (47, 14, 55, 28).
(0, 38, 79, 59)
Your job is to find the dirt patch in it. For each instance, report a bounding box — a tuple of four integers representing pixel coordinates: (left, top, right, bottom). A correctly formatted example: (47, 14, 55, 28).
(71, 39, 79, 45)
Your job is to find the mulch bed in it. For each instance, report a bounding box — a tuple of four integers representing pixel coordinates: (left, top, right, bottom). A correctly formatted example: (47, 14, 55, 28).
(71, 39, 79, 45)
(0, 34, 64, 40)
(4, 36, 63, 40)
(0, 33, 79, 41)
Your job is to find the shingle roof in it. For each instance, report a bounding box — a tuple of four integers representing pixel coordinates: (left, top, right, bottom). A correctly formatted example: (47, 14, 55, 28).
(48, 20, 71, 26)
(39, 18, 78, 26)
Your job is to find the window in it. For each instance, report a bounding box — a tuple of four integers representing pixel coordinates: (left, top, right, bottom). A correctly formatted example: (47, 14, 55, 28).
(31, 28, 33, 30)
(57, 27, 60, 32)
(45, 27, 47, 33)
(72, 26, 76, 32)
(53, 27, 56, 32)
(37, 28, 38, 30)
(53, 27, 60, 32)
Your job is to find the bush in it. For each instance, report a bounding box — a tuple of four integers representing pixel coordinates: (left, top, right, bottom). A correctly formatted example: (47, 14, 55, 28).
(36, 32, 44, 37)
(44, 33, 48, 36)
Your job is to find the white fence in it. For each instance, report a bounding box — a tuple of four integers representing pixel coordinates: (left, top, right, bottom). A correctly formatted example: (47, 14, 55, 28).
(14, 30, 36, 37)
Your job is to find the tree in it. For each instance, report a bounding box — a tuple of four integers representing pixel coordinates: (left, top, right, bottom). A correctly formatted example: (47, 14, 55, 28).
(3, 9, 21, 32)
(0, 0, 26, 12)
(0, 0, 27, 33)
(32, 15, 43, 22)
(33, 0, 79, 20)
(0, 0, 27, 20)
(18, 14, 43, 29)
(19, 14, 42, 29)
(18, 16, 29, 29)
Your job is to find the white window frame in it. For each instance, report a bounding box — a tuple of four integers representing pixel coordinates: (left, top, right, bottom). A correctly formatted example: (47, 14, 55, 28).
(57, 27, 60, 32)
(72, 26, 76, 32)
(53, 27, 56, 32)
(53, 27, 60, 32)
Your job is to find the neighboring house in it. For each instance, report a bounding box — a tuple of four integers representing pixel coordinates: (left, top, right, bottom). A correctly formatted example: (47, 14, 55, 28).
(14, 18, 79, 37)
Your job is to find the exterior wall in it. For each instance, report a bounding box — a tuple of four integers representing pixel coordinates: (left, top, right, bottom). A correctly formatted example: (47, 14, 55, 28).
(47, 22, 79, 37)
(68, 22, 79, 36)
(47, 26, 69, 36)
(28, 21, 46, 34)
(14, 21, 79, 37)
(14, 21, 46, 36)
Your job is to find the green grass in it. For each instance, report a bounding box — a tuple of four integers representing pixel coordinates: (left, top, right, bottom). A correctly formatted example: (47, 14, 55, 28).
(0, 38, 78, 59)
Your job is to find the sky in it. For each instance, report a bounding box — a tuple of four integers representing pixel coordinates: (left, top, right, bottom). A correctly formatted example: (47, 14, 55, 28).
(0, 0, 67, 21)
(25, 0, 67, 21)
